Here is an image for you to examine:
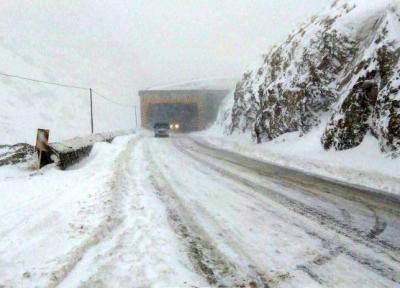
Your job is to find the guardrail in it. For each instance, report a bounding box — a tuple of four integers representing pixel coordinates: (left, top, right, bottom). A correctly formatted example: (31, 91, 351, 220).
(48, 130, 132, 170)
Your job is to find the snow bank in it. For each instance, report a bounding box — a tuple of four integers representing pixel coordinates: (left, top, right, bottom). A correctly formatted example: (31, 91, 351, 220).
(194, 125, 400, 195)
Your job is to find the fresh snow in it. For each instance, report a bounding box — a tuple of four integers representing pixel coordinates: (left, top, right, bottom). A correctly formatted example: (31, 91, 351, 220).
(0, 136, 135, 286)
(0, 134, 203, 287)
(332, 0, 395, 32)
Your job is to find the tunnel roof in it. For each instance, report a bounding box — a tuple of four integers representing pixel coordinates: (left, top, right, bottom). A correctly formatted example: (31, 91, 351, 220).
(138, 89, 231, 98)
(144, 77, 237, 91)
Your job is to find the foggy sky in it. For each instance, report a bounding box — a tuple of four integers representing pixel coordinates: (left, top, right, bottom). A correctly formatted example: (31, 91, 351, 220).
(0, 0, 332, 103)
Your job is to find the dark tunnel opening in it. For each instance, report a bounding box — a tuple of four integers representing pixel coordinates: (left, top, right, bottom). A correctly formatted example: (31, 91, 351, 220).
(148, 103, 199, 132)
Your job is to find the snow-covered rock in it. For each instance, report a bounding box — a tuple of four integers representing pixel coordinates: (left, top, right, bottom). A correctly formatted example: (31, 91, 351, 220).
(0, 143, 34, 166)
(222, 0, 400, 157)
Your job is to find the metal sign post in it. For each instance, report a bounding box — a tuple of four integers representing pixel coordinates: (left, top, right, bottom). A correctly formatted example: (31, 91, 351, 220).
(35, 129, 50, 168)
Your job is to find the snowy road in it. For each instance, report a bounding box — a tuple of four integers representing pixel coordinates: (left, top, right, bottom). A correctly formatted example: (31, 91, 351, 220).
(143, 135, 400, 287)
(168, 136, 400, 287)
(1, 134, 399, 287)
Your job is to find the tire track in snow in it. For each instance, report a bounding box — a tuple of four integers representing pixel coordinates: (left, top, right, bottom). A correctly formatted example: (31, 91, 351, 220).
(175, 139, 400, 285)
(170, 139, 330, 286)
(186, 138, 400, 262)
(144, 140, 268, 287)
(186, 199, 292, 287)
(178, 139, 363, 231)
(191, 138, 400, 216)
(173, 140, 340, 286)
(178, 139, 398, 254)
(49, 137, 140, 287)
(67, 138, 207, 287)
(366, 205, 388, 239)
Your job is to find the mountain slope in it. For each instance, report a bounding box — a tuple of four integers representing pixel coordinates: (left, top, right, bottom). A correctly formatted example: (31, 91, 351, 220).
(221, 0, 400, 157)
(0, 41, 134, 145)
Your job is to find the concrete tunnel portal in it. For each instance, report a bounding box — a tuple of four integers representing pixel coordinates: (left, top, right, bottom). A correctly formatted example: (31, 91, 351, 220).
(139, 89, 231, 132)
(148, 103, 199, 132)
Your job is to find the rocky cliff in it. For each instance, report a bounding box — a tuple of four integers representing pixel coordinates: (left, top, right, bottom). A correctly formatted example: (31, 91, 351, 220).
(222, 0, 400, 157)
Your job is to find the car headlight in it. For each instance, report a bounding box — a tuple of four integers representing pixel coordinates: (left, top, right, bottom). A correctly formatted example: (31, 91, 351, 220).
(175, 123, 180, 129)
(169, 124, 173, 129)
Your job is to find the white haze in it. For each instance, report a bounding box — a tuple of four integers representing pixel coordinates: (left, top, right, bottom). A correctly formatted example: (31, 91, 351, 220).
(0, 1, 332, 102)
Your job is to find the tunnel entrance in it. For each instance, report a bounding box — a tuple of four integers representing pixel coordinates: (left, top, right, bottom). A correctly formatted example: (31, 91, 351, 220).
(148, 103, 199, 132)
(139, 89, 231, 133)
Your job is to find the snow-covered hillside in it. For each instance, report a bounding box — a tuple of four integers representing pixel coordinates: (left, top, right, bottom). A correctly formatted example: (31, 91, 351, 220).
(0, 40, 134, 145)
(220, 0, 400, 157)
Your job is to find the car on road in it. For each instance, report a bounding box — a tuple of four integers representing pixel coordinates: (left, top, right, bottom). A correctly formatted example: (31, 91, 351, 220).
(154, 122, 170, 137)
(169, 122, 180, 132)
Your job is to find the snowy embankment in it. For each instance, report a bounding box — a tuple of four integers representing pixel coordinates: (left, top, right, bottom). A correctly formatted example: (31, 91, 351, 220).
(194, 124, 400, 196)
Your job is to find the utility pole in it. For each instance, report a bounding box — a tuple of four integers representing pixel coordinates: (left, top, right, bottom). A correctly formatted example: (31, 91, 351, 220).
(134, 105, 138, 130)
(90, 88, 94, 134)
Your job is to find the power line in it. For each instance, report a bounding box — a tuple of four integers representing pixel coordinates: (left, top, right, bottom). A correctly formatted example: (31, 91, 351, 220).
(0, 71, 89, 90)
(0, 70, 137, 134)
(0, 70, 134, 107)
(92, 90, 134, 108)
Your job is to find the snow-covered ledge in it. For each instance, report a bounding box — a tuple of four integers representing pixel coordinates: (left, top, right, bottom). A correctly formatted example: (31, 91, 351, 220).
(48, 130, 132, 170)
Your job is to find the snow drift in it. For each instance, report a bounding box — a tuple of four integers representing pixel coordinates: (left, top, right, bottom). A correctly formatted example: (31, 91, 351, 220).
(220, 0, 400, 157)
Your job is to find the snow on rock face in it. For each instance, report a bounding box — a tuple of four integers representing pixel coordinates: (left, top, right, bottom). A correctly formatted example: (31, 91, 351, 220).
(323, 4, 400, 155)
(376, 56, 400, 156)
(223, 0, 400, 157)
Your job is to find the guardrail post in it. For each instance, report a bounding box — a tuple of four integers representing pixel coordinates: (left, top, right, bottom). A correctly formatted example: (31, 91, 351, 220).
(36, 129, 51, 168)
